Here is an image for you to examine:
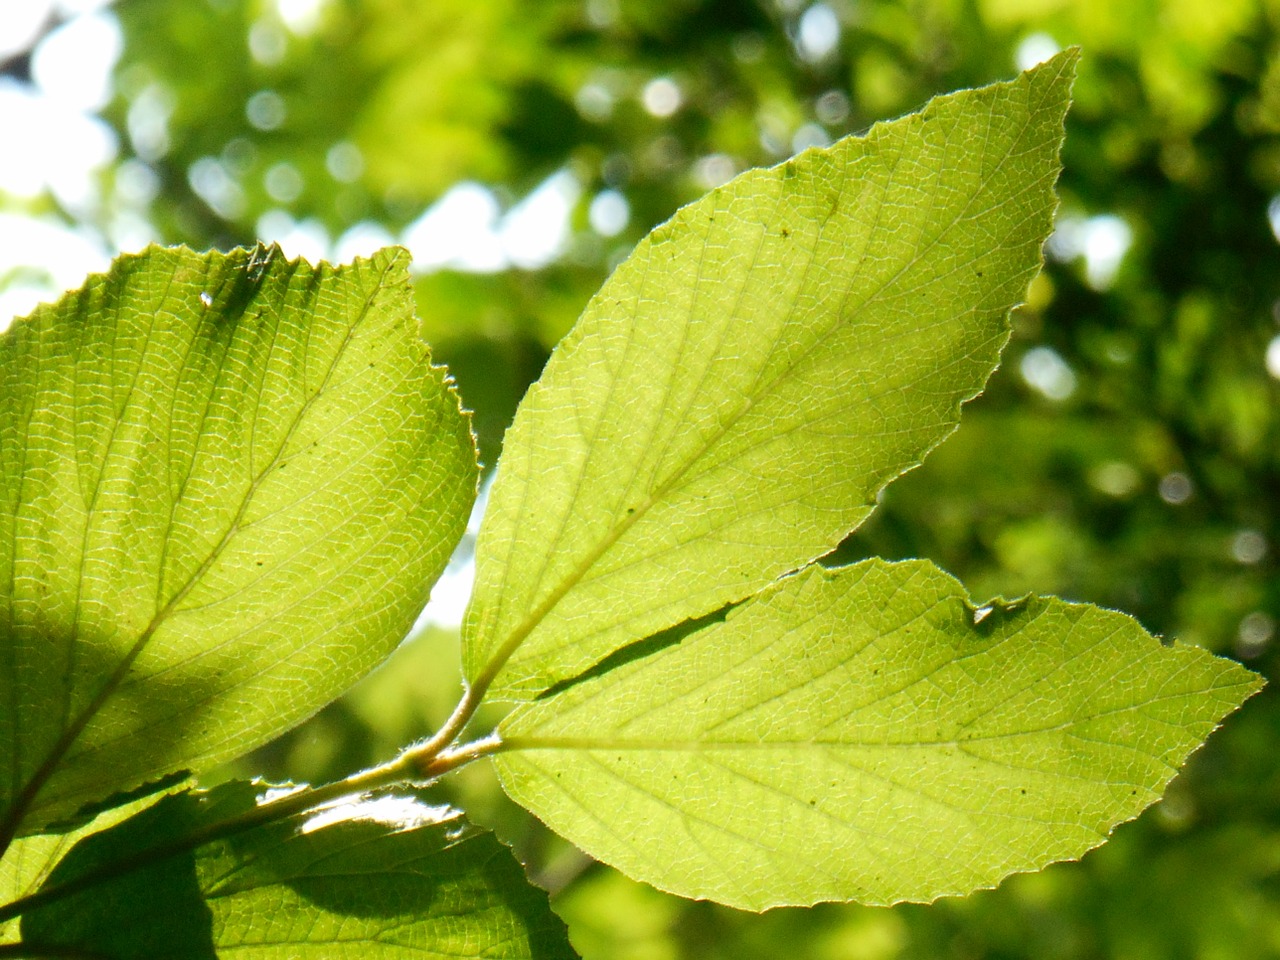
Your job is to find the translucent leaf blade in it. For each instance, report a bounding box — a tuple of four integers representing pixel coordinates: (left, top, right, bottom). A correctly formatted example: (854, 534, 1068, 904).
(464, 52, 1078, 700)
(496, 560, 1261, 910)
(17, 783, 575, 959)
(0, 245, 477, 836)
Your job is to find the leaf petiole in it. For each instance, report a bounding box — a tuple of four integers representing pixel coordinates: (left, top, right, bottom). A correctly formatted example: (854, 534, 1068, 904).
(0, 710, 501, 928)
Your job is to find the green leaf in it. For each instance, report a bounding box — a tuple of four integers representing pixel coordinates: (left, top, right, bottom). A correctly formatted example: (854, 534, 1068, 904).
(495, 560, 1262, 910)
(0, 776, 192, 943)
(16, 782, 575, 959)
(0, 245, 477, 838)
(462, 51, 1078, 701)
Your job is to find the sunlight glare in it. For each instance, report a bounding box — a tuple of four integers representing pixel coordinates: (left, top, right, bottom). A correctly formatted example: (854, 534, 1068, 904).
(1082, 215, 1132, 290)
(333, 221, 395, 262)
(402, 182, 504, 272)
(797, 4, 840, 62)
(300, 796, 462, 835)
(256, 211, 330, 264)
(0, 1, 54, 60)
(1015, 33, 1061, 72)
(642, 77, 682, 118)
(501, 170, 580, 269)
(0, 213, 111, 331)
(32, 11, 121, 111)
(589, 189, 629, 236)
(402, 172, 579, 274)
(1047, 212, 1132, 291)
(1020, 345, 1077, 401)
(276, 0, 325, 34)
(1265, 334, 1280, 380)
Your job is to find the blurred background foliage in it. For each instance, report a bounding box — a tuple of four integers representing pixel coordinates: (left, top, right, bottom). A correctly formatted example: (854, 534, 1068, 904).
(3, 0, 1280, 956)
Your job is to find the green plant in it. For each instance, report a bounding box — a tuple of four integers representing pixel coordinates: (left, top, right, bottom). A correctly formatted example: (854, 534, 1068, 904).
(0, 50, 1260, 958)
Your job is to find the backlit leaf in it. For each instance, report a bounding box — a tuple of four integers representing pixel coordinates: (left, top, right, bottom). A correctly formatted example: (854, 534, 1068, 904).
(0, 245, 476, 837)
(463, 52, 1078, 700)
(496, 560, 1261, 910)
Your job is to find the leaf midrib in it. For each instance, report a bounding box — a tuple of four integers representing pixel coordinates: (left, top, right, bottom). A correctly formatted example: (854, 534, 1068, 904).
(498, 682, 1203, 754)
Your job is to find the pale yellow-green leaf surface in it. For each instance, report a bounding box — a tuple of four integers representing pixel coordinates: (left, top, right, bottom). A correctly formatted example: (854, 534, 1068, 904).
(0, 245, 476, 838)
(496, 560, 1262, 910)
(463, 52, 1078, 700)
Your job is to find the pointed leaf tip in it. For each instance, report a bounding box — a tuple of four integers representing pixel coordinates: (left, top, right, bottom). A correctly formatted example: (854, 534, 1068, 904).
(464, 54, 1077, 701)
(496, 560, 1260, 910)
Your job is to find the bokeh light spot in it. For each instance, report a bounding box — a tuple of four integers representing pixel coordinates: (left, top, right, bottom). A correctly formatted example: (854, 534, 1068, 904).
(642, 77, 682, 118)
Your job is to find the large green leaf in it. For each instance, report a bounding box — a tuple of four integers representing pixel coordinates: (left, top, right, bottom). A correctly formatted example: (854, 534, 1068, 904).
(462, 51, 1077, 701)
(16, 781, 574, 958)
(495, 560, 1261, 910)
(0, 245, 476, 838)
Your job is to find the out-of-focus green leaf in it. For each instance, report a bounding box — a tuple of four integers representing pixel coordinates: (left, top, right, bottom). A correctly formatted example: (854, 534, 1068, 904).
(0, 245, 476, 837)
(463, 51, 1077, 700)
(412, 267, 599, 468)
(496, 559, 1261, 910)
(981, 0, 1256, 135)
(108, 0, 550, 237)
(17, 781, 574, 959)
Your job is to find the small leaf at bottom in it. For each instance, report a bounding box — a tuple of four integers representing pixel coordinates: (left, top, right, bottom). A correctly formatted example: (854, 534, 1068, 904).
(18, 781, 574, 959)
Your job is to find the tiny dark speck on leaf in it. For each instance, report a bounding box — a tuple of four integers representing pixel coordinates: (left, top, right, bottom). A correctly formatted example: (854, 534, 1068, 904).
(781, 227, 790, 238)
(256, 561, 263, 566)
(626, 507, 636, 515)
